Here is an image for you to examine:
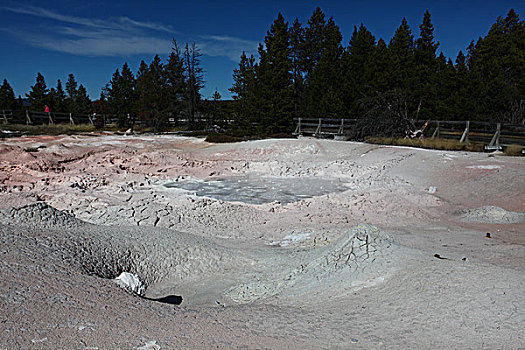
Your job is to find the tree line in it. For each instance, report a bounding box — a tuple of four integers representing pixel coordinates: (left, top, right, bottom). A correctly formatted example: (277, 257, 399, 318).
(0, 73, 91, 114)
(103, 41, 205, 131)
(1, 8, 524, 136)
(230, 8, 525, 136)
(0, 40, 206, 131)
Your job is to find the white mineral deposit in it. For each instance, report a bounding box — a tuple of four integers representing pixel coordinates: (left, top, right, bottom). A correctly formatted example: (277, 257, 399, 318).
(0, 134, 524, 349)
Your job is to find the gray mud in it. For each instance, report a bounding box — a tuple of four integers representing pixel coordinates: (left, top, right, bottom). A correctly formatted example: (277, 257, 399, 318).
(458, 205, 525, 224)
(164, 176, 351, 204)
(1, 136, 524, 349)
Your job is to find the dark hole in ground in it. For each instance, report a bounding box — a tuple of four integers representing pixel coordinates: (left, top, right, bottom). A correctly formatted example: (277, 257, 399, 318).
(143, 295, 183, 305)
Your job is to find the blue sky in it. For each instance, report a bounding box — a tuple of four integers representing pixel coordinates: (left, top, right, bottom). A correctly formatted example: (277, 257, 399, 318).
(1, 1, 524, 101)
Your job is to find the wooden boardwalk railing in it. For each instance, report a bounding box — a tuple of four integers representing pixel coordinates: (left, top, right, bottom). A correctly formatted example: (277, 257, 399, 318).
(293, 117, 525, 150)
(1, 109, 95, 126)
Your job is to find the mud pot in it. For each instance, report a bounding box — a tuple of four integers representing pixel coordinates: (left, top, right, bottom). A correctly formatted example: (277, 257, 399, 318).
(0, 134, 524, 349)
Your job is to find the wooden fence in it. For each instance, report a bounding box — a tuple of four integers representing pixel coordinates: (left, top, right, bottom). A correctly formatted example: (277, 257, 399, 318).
(1, 109, 96, 125)
(2, 109, 525, 151)
(1, 110, 222, 129)
(293, 117, 525, 150)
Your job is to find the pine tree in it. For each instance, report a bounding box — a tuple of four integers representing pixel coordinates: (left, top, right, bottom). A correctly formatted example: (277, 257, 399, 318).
(93, 91, 109, 118)
(76, 84, 91, 113)
(302, 8, 328, 82)
(0, 78, 17, 110)
(120, 62, 136, 115)
(230, 52, 255, 101)
(65, 73, 80, 112)
(257, 12, 293, 133)
(165, 40, 186, 119)
(104, 63, 135, 126)
(451, 51, 473, 120)
(434, 52, 454, 120)
(184, 43, 205, 127)
(26, 72, 49, 111)
(414, 10, 439, 119)
(289, 18, 306, 117)
(389, 17, 415, 92)
(135, 60, 149, 122)
(55, 80, 67, 112)
(230, 51, 257, 128)
(142, 55, 168, 131)
(308, 17, 344, 118)
(467, 9, 525, 121)
(369, 38, 392, 92)
(343, 23, 377, 115)
(106, 68, 122, 117)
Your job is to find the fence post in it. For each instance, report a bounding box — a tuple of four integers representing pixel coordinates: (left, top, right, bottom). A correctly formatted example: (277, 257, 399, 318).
(460, 121, 470, 144)
(315, 118, 322, 136)
(25, 110, 32, 125)
(487, 123, 501, 150)
(293, 117, 302, 135)
(338, 119, 344, 135)
(69, 113, 75, 125)
(431, 121, 440, 139)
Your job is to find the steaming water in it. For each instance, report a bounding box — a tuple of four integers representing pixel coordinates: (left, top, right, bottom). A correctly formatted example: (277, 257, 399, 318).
(164, 176, 350, 204)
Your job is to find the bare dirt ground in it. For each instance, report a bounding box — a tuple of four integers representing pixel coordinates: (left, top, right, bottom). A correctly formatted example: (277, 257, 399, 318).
(0, 133, 524, 349)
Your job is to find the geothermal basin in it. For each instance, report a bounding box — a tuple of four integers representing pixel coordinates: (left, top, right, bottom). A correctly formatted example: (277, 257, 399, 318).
(0, 134, 524, 349)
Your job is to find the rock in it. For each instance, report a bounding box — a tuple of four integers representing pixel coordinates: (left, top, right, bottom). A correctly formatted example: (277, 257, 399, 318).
(115, 272, 146, 296)
(137, 340, 160, 350)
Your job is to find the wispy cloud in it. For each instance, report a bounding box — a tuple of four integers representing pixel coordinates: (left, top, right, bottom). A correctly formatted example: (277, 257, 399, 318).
(197, 35, 259, 61)
(1, 5, 258, 60)
(3, 5, 174, 33)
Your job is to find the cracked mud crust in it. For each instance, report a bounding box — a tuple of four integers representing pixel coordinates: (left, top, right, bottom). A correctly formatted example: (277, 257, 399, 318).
(0, 135, 524, 349)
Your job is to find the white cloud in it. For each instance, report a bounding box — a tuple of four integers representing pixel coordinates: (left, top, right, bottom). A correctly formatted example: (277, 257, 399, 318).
(198, 35, 259, 61)
(2, 5, 174, 33)
(1, 5, 258, 60)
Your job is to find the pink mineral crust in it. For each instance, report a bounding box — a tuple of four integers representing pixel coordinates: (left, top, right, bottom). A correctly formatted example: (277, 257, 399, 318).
(0, 134, 524, 349)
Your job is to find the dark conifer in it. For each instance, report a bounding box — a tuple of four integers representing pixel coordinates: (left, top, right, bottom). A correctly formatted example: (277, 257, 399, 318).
(26, 73, 49, 111)
(0, 78, 17, 110)
(290, 18, 306, 118)
(414, 10, 439, 119)
(165, 40, 186, 118)
(76, 84, 91, 113)
(308, 17, 344, 118)
(184, 43, 205, 127)
(389, 17, 415, 92)
(55, 80, 66, 112)
(257, 12, 293, 133)
(302, 7, 328, 82)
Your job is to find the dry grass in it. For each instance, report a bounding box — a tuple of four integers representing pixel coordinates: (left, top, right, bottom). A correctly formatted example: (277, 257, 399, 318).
(1, 123, 98, 135)
(366, 137, 486, 152)
(205, 132, 247, 143)
(503, 144, 524, 156)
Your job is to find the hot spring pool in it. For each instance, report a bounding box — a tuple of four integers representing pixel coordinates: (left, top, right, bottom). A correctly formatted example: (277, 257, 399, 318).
(164, 176, 351, 204)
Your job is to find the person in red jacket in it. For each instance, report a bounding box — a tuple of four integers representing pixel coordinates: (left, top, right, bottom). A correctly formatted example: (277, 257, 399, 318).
(44, 105, 50, 113)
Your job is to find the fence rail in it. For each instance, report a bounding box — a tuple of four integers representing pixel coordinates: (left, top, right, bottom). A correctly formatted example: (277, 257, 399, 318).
(0, 109, 223, 129)
(2, 110, 525, 151)
(1, 109, 96, 126)
(293, 117, 525, 150)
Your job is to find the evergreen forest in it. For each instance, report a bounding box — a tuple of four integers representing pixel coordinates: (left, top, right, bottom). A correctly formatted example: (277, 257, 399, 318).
(1, 8, 524, 137)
